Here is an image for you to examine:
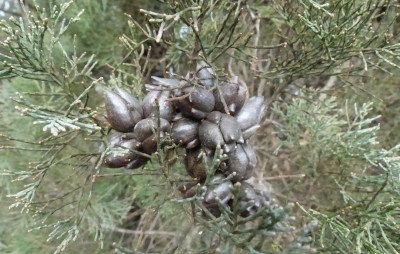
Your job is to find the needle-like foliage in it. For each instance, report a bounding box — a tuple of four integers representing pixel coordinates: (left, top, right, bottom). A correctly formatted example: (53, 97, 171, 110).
(1, 0, 400, 253)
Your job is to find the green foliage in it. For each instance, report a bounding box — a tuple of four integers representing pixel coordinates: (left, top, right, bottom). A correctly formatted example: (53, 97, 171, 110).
(2, 0, 400, 253)
(257, 0, 400, 79)
(273, 91, 400, 253)
(62, 0, 133, 67)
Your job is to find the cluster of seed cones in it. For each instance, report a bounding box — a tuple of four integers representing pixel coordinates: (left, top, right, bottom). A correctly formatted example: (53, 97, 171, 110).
(103, 62, 269, 217)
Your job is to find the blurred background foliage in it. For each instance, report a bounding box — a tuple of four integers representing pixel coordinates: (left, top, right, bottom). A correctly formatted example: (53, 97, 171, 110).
(1, 0, 400, 253)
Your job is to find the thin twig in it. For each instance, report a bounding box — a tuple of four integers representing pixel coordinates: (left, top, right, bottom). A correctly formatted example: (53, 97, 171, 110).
(263, 174, 306, 180)
(106, 227, 176, 237)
